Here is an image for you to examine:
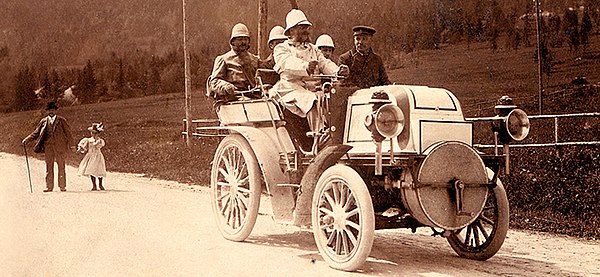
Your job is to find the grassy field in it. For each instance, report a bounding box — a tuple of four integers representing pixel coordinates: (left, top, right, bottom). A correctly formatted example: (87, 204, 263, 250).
(1, 35, 599, 238)
(0, 93, 219, 185)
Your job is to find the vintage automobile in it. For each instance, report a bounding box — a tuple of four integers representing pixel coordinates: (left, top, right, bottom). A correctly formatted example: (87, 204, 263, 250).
(183, 70, 531, 271)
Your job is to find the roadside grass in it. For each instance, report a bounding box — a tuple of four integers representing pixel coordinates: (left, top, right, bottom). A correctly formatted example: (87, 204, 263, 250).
(1, 35, 599, 238)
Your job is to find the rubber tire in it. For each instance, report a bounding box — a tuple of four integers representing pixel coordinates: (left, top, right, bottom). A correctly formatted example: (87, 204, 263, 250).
(211, 135, 261, 242)
(312, 164, 375, 271)
(446, 180, 509, 260)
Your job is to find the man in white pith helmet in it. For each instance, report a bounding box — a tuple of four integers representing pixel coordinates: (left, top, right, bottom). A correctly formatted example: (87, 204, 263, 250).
(271, 9, 348, 150)
(260, 26, 287, 69)
(207, 23, 260, 109)
(315, 34, 335, 61)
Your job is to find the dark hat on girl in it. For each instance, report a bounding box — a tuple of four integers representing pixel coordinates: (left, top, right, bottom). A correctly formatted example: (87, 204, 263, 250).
(88, 123, 104, 132)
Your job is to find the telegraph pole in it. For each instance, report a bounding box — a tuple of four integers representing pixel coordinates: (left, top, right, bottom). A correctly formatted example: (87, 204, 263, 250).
(534, 0, 543, 114)
(258, 0, 268, 59)
(182, 0, 192, 147)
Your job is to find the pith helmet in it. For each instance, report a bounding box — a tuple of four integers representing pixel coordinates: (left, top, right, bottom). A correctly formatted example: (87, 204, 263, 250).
(230, 23, 250, 44)
(316, 34, 335, 49)
(284, 9, 312, 35)
(268, 26, 287, 44)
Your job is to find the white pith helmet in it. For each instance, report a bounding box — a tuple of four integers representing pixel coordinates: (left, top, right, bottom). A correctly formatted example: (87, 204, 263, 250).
(284, 9, 312, 35)
(268, 26, 287, 44)
(230, 23, 250, 44)
(316, 34, 335, 49)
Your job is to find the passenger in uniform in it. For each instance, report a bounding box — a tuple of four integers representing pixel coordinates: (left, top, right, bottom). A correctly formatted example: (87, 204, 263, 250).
(339, 25, 390, 88)
(207, 23, 260, 110)
(271, 9, 348, 151)
(315, 34, 336, 61)
(261, 26, 288, 69)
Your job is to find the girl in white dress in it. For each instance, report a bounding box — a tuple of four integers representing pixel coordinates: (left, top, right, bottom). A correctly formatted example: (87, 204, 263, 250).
(77, 123, 106, 191)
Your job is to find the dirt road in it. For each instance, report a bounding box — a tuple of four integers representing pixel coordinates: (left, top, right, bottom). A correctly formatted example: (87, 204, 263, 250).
(1, 152, 598, 276)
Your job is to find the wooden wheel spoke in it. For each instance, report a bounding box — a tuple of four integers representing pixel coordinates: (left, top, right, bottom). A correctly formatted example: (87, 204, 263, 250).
(327, 229, 336, 246)
(342, 231, 350, 255)
(217, 192, 230, 202)
(323, 191, 336, 207)
(319, 207, 334, 217)
(480, 214, 495, 226)
(220, 194, 231, 215)
(235, 162, 247, 181)
(237, 185, 251, 194)
(343, 227, 358, 248)
(332, 182, 341, 204)
(347, 220, 360, 232)
(342, 193, 355, 211)
(339, 185, 347, 207)
(335, 231, 342, 255)
(218, 167, 230, 181)
(346, 207, 359, 219)
(217, 181, 230, 188)
(476, 220, 489, 240)
(464, 225, 472, 246)
(472, 224, 481, 247)
(236, 192, 249, 210)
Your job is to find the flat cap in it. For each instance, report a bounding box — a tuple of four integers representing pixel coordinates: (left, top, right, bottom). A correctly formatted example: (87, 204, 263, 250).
(352, 25, 376, 36)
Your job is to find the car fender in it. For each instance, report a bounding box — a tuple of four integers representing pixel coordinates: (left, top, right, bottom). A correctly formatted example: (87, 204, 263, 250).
(293, 144, 353, 227)
(208, 125, 296, 223)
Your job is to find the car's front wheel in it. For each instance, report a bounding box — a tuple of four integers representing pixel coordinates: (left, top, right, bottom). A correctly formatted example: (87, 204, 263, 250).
(312, 164, 375, 271)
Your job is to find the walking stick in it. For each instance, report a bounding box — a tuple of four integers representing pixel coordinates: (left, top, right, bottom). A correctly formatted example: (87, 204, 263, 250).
(23, 143, 33, 193)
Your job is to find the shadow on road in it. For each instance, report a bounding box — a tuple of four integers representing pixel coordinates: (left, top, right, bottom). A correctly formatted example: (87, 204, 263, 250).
(248, 229, 570, 276)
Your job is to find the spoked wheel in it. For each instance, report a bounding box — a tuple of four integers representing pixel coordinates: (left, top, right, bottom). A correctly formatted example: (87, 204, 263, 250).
(447, 180, 509, 260)
(211, 135, 261, 242)
(312, 165, 375, 271)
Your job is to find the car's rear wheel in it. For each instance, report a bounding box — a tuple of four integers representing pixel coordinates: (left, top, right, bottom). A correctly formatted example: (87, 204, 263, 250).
(312, 165, 375, 271)
(447, 180, 509, 260)
(211, 135, 261, 242)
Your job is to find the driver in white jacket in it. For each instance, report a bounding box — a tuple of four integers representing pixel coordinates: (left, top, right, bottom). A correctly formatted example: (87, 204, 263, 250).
(271, 9, 347, 147)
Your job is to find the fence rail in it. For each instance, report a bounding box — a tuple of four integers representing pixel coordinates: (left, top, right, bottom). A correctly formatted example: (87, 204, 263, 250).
(466, 112, 600, 148)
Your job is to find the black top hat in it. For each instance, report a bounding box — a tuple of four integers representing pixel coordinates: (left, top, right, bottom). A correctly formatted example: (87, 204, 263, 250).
(352, 25, 376, 36)
(45, 101, 59, 110)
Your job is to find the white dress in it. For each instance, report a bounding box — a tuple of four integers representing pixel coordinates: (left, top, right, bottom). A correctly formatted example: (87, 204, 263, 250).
(77, 137, 106, 177)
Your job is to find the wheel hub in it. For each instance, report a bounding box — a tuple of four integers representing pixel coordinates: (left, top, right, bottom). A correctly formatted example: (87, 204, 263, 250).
(333, 205, 346, 231)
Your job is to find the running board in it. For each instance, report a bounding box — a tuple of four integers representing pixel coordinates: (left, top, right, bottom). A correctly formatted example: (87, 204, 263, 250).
(276, 183, 301, 188)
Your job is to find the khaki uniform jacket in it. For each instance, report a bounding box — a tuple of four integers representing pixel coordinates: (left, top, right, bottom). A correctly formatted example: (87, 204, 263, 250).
(26, 116, 73, 154)
(271, 40, 338, 117)
(338, 48, 390, 89)
(207, 49, 259, 98)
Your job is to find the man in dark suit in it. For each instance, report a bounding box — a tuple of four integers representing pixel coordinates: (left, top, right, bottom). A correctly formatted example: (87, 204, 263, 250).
(22, 102, 73, 192)
(338, 26, 390, 89)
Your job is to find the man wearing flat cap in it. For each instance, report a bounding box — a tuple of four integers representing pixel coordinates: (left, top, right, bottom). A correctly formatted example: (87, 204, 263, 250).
(22, 101, 73, 192)
(339, 25, 390, 88)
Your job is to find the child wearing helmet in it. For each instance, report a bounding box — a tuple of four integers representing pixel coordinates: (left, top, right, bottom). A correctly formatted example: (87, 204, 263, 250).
(316, 34, 335, 61)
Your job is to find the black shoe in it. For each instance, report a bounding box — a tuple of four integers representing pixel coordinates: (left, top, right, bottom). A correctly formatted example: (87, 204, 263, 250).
(43, 189, 53, 192)
(99, 185, 105, 191)
(91, 187, 97, 191)
(60, 188, 66, 192)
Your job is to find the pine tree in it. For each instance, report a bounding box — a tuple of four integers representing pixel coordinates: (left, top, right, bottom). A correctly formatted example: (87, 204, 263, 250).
(13, 67, 38, 111)
(74, 60, 98, 103)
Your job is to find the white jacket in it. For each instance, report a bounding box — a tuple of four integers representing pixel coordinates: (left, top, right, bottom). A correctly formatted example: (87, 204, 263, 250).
(271, 40, 338, 117)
